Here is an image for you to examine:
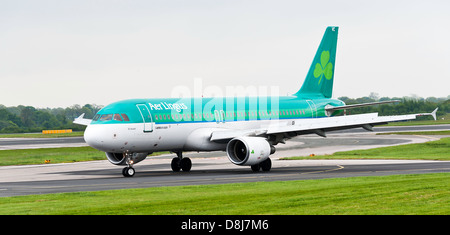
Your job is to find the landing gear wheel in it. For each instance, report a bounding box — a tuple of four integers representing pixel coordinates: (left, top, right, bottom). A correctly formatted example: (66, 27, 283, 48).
(122, 167, 135, 177)
(122, 151, 136, 177)
(251, 164, 260, 172)
(261, 158, 272, 171)
(171, 152, 192, 172)
(171, 157, 181, 172)
(180, 157, 192, 172)
(250, 158, 272, 172)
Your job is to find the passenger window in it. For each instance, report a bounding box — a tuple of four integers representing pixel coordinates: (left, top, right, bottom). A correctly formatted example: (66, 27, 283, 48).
(100, 114, 112, 121)
(121, 114, 130, 121)
(113, 114, 123, 121)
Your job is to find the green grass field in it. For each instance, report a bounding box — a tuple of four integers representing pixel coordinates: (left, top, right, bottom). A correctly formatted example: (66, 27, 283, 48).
(0, 147, 169, 166)
(0, 173, 448, 215)
(0, 147, 106, 166)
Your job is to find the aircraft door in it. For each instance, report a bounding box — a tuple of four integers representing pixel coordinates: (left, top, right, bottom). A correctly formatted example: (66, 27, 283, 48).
(136, 104, 154, 132)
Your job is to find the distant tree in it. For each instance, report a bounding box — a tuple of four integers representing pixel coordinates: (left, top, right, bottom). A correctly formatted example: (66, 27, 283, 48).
(19, 106, 36, 128)
(369, 92, 380, 101)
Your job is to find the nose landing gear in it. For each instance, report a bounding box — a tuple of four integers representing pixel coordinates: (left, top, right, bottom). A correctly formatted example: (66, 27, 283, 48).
(120, 151, 192, 177)
(122, 151, 136, 177)
(122, 166, 135, 177)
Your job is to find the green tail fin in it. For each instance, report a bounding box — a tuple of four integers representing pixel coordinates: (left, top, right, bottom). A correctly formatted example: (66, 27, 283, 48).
(294, 26, 339, 98)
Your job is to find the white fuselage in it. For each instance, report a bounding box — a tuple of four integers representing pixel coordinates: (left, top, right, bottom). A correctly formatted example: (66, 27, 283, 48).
(84, 118, 287, 154)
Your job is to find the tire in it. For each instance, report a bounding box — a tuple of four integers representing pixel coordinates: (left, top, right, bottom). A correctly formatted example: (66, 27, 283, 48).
(180, 157, 192, 172)
(122, 167, 135, 177)
(251, 164, 260, 172)
(261, 158, 272, 172)
(171, 157, 181, 172)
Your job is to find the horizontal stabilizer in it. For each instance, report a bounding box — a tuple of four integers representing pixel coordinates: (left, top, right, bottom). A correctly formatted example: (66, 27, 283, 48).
(326, 100, 400, 112)
(73, 113, 92, 126)
(325, 100, 400, 116)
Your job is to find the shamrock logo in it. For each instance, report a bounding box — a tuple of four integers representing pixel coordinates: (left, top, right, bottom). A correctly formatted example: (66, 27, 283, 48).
(313, 51, 333, 85)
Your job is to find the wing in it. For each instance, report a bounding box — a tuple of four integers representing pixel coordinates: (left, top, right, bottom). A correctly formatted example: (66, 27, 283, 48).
(210, 110, 437, 143)
(73, 113, 92, 126)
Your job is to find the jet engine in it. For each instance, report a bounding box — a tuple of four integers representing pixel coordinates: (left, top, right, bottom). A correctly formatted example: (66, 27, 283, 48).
(105, 152, 148, 165)
(226, 137, 275, 166)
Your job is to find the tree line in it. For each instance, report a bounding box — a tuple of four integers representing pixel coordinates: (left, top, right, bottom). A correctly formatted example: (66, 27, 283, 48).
(0, 104, 103, 133)
(0, 95, 448, 133)
(338, 94, 450, 117)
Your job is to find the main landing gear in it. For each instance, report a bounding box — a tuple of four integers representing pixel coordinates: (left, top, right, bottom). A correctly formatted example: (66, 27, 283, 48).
(122, 151, 135, 177)
(251, 158, 272, 172)
(171, 151, 192, 172)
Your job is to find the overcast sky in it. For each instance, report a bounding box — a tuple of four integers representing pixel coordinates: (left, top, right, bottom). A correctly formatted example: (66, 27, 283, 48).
(1, 0, 449, 108)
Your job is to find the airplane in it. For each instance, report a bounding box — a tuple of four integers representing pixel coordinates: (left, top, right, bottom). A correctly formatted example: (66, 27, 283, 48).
(74, 26, 437, 177)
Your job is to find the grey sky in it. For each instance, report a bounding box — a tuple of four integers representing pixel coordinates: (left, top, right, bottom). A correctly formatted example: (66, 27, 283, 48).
(1, 0, 449, 108)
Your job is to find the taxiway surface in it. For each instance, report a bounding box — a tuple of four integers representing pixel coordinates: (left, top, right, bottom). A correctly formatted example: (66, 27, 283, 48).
(1, 157, 449, 197)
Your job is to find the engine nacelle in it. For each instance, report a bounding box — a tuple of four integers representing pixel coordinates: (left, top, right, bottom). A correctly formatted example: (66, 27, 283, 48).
(105, 152, 148, 165)
(226, 137, 275, 166)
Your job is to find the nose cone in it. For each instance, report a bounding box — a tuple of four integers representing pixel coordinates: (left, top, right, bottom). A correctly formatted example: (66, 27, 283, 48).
(84, 125, 107, 151)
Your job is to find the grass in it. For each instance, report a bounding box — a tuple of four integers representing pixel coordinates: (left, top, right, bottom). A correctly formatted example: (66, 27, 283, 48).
(282, 137, 450, 161)
(0, 147, 169, 166)
(0, 147, 105, 166)
(0, 173, 448, 215)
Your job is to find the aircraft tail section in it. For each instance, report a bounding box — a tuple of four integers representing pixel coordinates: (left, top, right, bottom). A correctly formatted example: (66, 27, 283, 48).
(294, 26, 339, 98)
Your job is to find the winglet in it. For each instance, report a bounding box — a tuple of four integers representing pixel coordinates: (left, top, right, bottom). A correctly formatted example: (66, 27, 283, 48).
(431, 107, 438, 121)
(73, 113, 92, 126)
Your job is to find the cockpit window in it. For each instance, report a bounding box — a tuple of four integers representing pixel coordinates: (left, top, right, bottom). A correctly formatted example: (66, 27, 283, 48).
(121, 113, 130, 121)
(100, 114, 113, 121)
(94, 113, 130, 122)
(113, 114, 123, 121)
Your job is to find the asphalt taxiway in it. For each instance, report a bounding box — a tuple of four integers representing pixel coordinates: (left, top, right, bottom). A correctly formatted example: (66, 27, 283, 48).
(0, 137, 87, 150)
(1, 157, 449, 197)
(0, 125, 449, 197)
